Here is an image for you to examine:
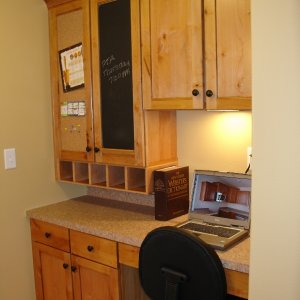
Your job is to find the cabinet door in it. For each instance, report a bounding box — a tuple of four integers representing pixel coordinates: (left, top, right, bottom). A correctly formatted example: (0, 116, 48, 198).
(141, 0, 204, 109)
(72, 255, 120, 300)
(204, 0, 251, 110)
(227, 187, 239, 203)
(91, 0, 145, 166)
(200, 181, 218, 201)
(48, 0, 94, 166)
(32, 242, 73, 300)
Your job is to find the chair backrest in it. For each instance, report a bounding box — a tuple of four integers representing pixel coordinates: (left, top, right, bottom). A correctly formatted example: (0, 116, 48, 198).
(139, 226, 227, 300)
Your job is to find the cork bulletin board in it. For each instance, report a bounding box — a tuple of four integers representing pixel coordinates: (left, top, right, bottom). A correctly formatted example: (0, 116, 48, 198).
(56, 9, 87, 152)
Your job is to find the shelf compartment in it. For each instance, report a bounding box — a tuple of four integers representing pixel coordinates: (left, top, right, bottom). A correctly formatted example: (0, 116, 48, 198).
(90, 164, 107, 187)
(74, 162, 89, 184)
(108, 166, 125, 190)
(59, 161, 73, 182)
(127, 167, 146, 193)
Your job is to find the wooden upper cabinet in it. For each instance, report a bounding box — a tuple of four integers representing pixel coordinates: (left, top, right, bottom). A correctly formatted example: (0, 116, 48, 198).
(90, 0, 145, 166)
(48, 0, 94, 163)
(204, 0, 252, 110)
(141, 0, 204, 110)
(90, 0, 177, 167)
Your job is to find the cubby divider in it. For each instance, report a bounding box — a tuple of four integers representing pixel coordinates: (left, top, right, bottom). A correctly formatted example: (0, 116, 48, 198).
(90, 164, 107, 187)
(108, 166, 125, 190)
(59, 161, 73, 182)
(74, 162, 89, 184)
(127, 167, 146, 193)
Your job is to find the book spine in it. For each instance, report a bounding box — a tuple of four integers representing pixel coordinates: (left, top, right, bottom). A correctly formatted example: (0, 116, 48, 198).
(154, 172, 168, 220)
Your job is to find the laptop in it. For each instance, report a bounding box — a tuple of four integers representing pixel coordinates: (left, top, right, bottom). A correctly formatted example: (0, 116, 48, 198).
(177, 170, 251, 250)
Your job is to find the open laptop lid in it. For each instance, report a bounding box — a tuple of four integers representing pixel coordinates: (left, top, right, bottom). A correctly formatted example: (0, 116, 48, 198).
(189, 170, 251, 230)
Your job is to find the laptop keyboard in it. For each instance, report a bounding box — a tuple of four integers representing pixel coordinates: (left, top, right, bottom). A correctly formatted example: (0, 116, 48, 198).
(180, 222, 240, 238)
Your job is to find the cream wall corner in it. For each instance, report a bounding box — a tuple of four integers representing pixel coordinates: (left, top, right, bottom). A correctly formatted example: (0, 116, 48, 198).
(250, 0, 300, 299)
(0, 0, 86, 299)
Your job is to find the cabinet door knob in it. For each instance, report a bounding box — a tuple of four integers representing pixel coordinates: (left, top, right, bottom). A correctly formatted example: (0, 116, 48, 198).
(71, 266, 77, 272)
(94, 147, 100, 153)
(63, 263, 69, 269)
(86, 146, 92, 152)
(87, 245, 94, 252)
(206, 90, 214, 97)
(192, 89, 200, 96)
(44, 232, 51, 238)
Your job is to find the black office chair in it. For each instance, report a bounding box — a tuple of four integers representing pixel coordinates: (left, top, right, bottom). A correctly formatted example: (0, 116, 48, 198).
(139, 226, 227, 300)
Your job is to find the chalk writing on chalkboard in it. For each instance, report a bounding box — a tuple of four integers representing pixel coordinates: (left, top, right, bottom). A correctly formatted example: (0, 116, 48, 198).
(101, 54, 131, 84)
(98, 0, 134, 150)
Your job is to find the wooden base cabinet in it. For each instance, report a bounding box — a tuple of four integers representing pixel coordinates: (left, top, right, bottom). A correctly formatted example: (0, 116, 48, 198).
(32, 243, 73, 300)
(72, 255, 119, 300)
(31, 219, 120, 300)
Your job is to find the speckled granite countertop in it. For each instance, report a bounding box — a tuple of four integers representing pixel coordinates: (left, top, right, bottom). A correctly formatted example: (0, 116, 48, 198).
(26, 195, 249, 273)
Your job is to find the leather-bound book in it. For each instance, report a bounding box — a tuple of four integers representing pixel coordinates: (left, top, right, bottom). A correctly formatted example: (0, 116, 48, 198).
(154, 166, 189, 221)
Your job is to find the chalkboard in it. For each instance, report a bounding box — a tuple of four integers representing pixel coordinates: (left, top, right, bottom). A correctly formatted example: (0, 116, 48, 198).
(98, 0, 134, 150)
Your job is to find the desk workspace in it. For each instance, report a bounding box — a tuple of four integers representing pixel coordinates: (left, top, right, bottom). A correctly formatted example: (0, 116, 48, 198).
(27, 196, 249, 299)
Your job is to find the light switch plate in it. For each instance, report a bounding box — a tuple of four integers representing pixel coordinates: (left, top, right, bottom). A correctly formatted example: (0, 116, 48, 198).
(4, 148, 16, 169)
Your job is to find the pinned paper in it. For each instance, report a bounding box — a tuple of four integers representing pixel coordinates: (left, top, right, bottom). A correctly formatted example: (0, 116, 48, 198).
(61, 101, 86, 117)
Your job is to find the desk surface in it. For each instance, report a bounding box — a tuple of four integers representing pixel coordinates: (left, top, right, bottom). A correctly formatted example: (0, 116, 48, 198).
(27, 195, 249, 274)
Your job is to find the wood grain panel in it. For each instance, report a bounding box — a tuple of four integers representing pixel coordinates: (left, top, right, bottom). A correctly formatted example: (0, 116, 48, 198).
(70, 230, 118, 268)
(144, 110, 177, 166)
(120, 265, 150, 300)
(204, 0, 251, 110)
(216, 0, 251, 98)
(32, 242, 72, 300)
(30, 219, 70, 252)
(225, 269, 249, 299)
(72, 255, 120, 300)
(141, 0, 203, 109)
(119, 243, 140, 268)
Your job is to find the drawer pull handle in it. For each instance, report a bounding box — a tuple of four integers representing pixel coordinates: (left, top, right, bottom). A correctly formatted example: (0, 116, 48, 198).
(44, 232, 51, 238)
(71, 266, 77, 272)
(87, 245, 94, 252)
(63, 263, 69, 269)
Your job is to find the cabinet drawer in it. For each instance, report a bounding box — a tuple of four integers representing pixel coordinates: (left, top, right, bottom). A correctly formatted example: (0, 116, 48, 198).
(70, 230, 118, 268)
(30, 219, 70, 252)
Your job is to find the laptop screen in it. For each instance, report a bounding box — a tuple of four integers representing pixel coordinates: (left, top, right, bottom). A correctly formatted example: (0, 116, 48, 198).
(189, 170, 251, 229)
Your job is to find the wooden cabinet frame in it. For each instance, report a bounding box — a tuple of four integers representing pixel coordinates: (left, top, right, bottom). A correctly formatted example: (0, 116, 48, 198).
(31, 220, 120, 300)
(141, 0, 204, 110)
(48, 0, 94, 168)
(204, 0, 251, 110)
(45, 0, 178, 193)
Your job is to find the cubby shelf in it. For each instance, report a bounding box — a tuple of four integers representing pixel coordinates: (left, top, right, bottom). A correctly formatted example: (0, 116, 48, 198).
(59, 160, 175, 194)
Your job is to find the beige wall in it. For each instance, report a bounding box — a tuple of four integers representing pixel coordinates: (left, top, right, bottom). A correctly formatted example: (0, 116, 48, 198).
(0, 0, 86, 299)
(1, 0, 299, 300)
(250, 0, 300, 299)
(177, 111, 252, 176)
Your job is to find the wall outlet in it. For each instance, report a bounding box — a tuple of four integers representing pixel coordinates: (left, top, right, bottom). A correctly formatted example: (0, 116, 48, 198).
(247, 146, 252, 170)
